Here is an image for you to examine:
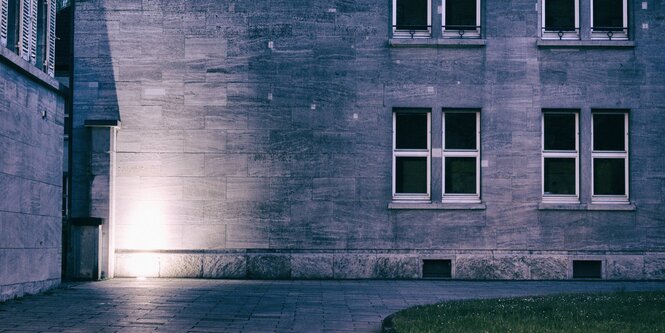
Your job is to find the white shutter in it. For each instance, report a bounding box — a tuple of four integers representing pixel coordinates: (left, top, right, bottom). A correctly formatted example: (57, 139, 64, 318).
(19, 0, 31, 61)
(0, 0, 8, 47)
(45, 0, 55, 76)
(28, 0, 37, 64)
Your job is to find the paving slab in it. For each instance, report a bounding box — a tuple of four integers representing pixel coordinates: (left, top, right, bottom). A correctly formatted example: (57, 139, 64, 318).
(1, 279, 664, 332)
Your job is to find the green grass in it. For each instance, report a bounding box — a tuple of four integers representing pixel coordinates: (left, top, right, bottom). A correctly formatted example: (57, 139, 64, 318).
(390, 292, 665, 333)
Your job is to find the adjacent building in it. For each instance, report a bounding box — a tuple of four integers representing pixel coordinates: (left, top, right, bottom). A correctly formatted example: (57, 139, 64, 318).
(65, 0, 665, 280)
(0, 0, 63, 300)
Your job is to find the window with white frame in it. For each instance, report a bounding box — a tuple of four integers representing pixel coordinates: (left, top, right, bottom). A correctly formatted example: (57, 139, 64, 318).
(393, 109, 431, 201)
(442, 0, 480, 38)
(542, 0, 579, 40)
(592, 111, 629, 203)
(542, 111, 579, 202)
(442, 109, 480, 203)
(393, 0, 432, 38)
(591, 0, 628, 40)
(0, 0, 56, 76)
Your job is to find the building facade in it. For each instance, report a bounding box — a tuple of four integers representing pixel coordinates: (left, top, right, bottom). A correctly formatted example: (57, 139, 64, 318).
(0, 0, 63, 300)
(70, 0, 665, 280)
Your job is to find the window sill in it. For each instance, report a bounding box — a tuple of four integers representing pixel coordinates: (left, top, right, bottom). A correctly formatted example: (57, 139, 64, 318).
(538, 202, 636, 211)
(389, 38, 486, 48)
(537, 40, 635, 48)
(0, 46, 64, 93)
(389, 202, 486, 210)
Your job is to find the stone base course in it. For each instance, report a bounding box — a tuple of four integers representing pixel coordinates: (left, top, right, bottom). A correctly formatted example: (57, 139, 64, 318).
(0, 279, 60, 302)
(115, 251, 665, 280)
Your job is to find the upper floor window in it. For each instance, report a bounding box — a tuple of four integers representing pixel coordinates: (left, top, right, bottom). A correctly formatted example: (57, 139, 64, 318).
(592, 111, 629, 203)
(393, 0, 432, 38)
(442, 0, 480, 38)
(393, 109, 431, 201)
(542, 0, 579, 39)
(443, 109, 480, 203)
(591, 0, 628, 40)
(542, 110, 579, 203)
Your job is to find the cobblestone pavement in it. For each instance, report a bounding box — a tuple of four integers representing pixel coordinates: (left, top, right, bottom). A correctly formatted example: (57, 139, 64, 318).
(1, 279, 664, 333)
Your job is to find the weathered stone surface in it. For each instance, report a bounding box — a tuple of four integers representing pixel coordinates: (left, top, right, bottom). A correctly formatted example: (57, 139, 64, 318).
(159, 254, 203, 278)
(202, 255, 246, 279)
(247, 255, 291, 279)
(374, 256, 419, 279)
(456, 256, 530, 280)
(528, 256, 567, 280)
(644, 256, 665, 280)
(291, 255, 334, 279)
(608, 256, 645, 280)
(333, 254, 377, 279)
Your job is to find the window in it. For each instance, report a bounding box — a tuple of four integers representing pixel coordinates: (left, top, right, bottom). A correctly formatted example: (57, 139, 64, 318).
(393, 0, 432, 38)
(592, 111, 628, 203)
(442, 110, 480, 203)
(591, 0, 628, 40)
(542, 0, 579, 39)
(442, 0, 480, 38)
(3, 0, 21, 52)
(393, 109, 431, 201)
(542, 111, 579, 202)
(36, 0, 46, 70)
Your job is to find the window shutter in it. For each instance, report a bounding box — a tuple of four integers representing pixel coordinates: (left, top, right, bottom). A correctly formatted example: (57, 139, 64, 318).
(19, 0, 32, 61)
(0, 0, 8, 47)
(45, 0, 55, 76)
(28, 0, 37, 64)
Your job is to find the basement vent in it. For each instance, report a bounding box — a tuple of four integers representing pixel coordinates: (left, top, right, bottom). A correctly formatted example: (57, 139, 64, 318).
(573, 260, 602, 279)
(422, 259, 452, 278)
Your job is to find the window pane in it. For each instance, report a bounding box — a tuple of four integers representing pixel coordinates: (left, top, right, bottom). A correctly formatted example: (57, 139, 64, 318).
(593, 114, 625, 151)
(445, 157, 476, 194)
(396, 0, 429, 30)
(594, 158, 625, 195)
(396, 157, 428, 193)
(544, 158, 576, 195)
(544, 113, 576, 151)
(396, 113, 428, 149)
(593, 0, 623, 30)
(445, 113, 476, 150)
(545, 0, 576, 31)
(446, 0, 476, 29)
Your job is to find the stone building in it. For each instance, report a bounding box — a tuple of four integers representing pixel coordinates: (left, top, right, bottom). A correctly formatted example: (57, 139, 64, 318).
(0, 0, 63, 300)
(65, 0, 665, 280)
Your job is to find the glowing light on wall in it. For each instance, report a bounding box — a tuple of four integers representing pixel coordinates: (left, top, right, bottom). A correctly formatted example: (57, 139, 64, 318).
(124, 200, 167, 250)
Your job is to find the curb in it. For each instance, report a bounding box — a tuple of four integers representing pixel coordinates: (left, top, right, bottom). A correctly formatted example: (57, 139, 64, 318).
(381, 313, 398, 333)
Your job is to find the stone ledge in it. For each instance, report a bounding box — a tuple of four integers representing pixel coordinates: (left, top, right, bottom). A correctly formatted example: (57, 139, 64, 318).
(389, 38, 486, 48)
(0, 47, 65, 94)
(538, 202, 636, 211)
(537, 39, 635, 48)
(388, 202, 486, 210)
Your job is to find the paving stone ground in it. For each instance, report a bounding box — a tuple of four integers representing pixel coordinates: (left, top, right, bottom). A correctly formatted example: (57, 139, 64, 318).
(0, 279, 664, 333)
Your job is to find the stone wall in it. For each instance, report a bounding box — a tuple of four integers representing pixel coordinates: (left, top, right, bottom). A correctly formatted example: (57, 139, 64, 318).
(0, 49, 65, 300)
(72, 0, 665, 280)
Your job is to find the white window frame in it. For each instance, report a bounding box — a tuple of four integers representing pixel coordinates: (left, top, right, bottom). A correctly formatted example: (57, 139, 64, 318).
(541, 0, 580, 40)
(590, 0, 628, 40)
(591, 111, 629, 204)
(441, 0, 481, 38)
(542, 111, 579, 203)
(442, 110, 480, 203)
(392, 111, 431, 202)
(392, 0, 432, 38)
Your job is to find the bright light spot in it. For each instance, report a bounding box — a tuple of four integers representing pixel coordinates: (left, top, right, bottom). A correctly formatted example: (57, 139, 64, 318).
(125, 201, 167, 250)
(125, 252, 159, 278)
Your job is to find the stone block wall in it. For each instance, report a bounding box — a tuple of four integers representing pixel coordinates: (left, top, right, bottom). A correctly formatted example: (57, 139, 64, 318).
(0, 49, 65, 300)
(72, 0, 665, 280)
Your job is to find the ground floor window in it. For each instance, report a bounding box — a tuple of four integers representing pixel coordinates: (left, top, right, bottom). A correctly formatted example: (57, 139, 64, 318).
(443, 109, 480, 203)
(393, 108, 431, 201)
(592, 110, 629, 203)
(542, 110, 579, 202)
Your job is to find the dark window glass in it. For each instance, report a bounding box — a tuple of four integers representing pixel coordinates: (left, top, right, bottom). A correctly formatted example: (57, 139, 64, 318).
(594, 158, 625, 195)
(545, 0, 576, 31)
(422, 260, 452, 278)
(396, 157, 428, 193)
(573, 260, 602, 279)
(446, 0, 476, 30)
(544, 113, 576, 150)
(7, 0, 20, 52)
(593, 114, 625, 151)
(396, 0, 429, 30)
(593, 0, 623, 30)
(36, 0, 47, 70)
(445, 157, 476, 194)
(445, 113, 476, 150)
(544, 158, 576, 195)
(396, 113, 428, 149)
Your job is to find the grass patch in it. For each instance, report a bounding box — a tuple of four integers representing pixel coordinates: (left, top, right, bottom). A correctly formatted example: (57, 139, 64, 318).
(390, 292, 665, 333)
